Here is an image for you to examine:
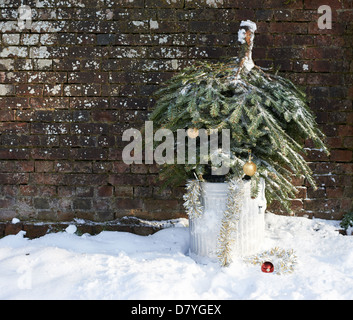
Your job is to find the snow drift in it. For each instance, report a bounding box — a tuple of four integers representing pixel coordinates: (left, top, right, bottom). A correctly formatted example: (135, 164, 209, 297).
(0, 213, 352, 300)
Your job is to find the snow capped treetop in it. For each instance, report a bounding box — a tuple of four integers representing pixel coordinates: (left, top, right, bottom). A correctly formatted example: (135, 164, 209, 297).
(238, 20, 257, 45)
(240, 20, 257, 33)
(237, 20, 257, 71)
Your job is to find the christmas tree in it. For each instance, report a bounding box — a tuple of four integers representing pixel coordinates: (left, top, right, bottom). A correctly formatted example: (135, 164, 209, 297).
(149, 20, 329, 213)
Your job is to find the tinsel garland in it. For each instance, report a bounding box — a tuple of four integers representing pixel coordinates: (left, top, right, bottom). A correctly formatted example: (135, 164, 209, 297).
(183, 180, 203, 219)
(244, 247, 297, 275)
(217, 178, 245, 267)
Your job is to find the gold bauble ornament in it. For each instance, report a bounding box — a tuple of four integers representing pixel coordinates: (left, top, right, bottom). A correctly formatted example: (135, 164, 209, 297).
(243, 161, 257, 176)
(243, 150, 257, 176)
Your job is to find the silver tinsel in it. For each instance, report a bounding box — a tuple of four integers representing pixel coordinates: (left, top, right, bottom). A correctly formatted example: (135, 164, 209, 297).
(217, 177, 246, 267)
(183, 179, 203, 219)
(244, 247, 297, 275)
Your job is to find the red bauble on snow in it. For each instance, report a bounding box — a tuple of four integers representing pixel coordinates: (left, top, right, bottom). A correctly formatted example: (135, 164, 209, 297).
(261, 261, 274, 273)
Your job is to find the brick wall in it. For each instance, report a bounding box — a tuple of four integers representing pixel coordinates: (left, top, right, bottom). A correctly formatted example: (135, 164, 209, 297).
(0, 0, 352, 226)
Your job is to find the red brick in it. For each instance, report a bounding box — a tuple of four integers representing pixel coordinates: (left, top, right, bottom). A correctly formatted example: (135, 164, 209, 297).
(71, 123, 109, 135)
(293, 34, 314, 46)
(347, 113, 353, 124)
(0, 173, 29, 185)
(0, 110, 14, 121)
(76, 186, 94, 198)
(31, 148, 69, 160)
(63, 174, 107, 186)
(348, 86, 353, 99)
(115, 185, 134, 198)
(108, 174, 148, 186)
(115, 198, 143, 210)
(16, 161, 34, 172)
(330, 150, 353, 162)
(31, 173, 63, 185)
(30, 97, 70, 109)
(68, 72, 108, 84)
(92, 110, 119, 122)
(97, 186, 113, 197)
(35, 161, 54, 173)
(55, 161, 92, 173)
(341, 198, 353, 211)
(31, 123, 70, 135)
(326, 187, 344, 199)
(0, 161, 15, 173)
(0, 148, 30, 160)
(338, 125, 353, 137)
(131, 164, 149, 174)
(0, 97, 28, 109)
(311, 175, 340, 188)
(344, 187, 353, 198)
(146, 0, 184, 8)
(27, 72, 67, 84)
(144, 199, 180, 212)
(23, 225, 49, 239)
(334, 163, 353, 175)
(272, 34, 293, 46)
(342, 175, 353, 188)
(57, 186, 75, 197)
(44, 84, 63, 96)
(20, 185, 39, 196)
(112, 162, 130, 174)
(92, 162, 112, 173)
(296, 187, 307, 199)
(292, 9, 317, 21)
(304, 0, 343, 9)
(327, 137, 343, 148)
(268, 47, 303, 60)
(343, 137, 353, 148)
(304, 199, 327, 212)
(306, 187, 326, 199)
(269, 22, 307, 34)
(70, 148, 108, 161)
(93, 199, 111, 211)
(0, 122, 29, 134)
(291, 199, 303, 213)
(15, 84, 43, 96)
(0, 197, 15, 209)
(315, 37, 342, 50)
(304, 149, 330, 162)
(5, 223, 23, 236)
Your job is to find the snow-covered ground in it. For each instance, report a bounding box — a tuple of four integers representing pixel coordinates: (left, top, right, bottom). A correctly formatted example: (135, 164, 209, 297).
(0, 212, 352, 300)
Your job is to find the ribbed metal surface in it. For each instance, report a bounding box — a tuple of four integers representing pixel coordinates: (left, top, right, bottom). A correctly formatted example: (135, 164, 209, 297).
(189, 179, 266, 262)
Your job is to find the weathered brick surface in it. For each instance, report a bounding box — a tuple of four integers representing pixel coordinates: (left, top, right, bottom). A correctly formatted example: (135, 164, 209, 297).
(0, 0, 352, 228)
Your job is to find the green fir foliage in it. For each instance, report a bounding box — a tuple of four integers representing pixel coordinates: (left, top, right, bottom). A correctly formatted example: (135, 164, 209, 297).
(149, 56, 329, 213)
(340, 212, 353, 230)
